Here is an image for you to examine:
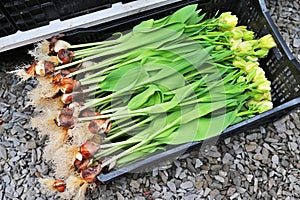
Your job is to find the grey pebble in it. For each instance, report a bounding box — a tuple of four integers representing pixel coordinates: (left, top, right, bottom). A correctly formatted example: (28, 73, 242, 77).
(245, 174, 253, 182)
(167, 181, 177, 193)
(178, 169, 187, 180)
(159, 170, 168, 183)
(2, 175, 11, 184)
(222, 153, 234, 164)
(236, 163, 244, 172)
(293, 37, 300, 47)
(272, 155, 279, 165)
(230, 193, 240, 199)
(16, 187, 24, 195)
(203, 188, 211, 197)
(10, 156, 21, 162)
(232, 176, 241, 186)
(153, 183, 161, 191)
(0, 145, 7, 159)
(152, 191, 161, 199)
(152, 167, 158, 177)
(208, 151, 221, 158)
(288, 142, 298, 151)
(26, 141, 37, 149)
(130, 180, 140, 189)
(195, 158, 202, 168)
(246, 133, 257, 141)
(183, 194, 197, 200)
(273, 120, 287, 133)
(210, 189, 220, 199)
(180, 181, 193, 189)
(227, 187, 236, 196)
(11, 138, 21, 147)
(236, 186, 246, 194)
(5, 186, 15, 199)
(245, 144, 257, 152)
(162, 191, 173, 199)
(253, 153, 263, 160)
(2, 110, 11, 121)
(214, 175, 225, 183)
(116, 191, 125, 200)
(31, 149, 37, 163)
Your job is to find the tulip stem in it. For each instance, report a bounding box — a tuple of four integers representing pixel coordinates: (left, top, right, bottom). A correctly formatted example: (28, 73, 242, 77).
(105, 117, 152, 142)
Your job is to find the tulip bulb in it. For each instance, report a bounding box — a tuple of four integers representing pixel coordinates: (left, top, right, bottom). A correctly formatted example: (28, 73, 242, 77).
(78, 141, 100, 159)
(61, 93, 73, 104)
(53, 179, 66, 192)
(80, 165, 102, 183)
(57, 49, 74, 64)
(54, 40, 71, 53)
(55, 113, 77, 129)
(34, 60, 55, 76)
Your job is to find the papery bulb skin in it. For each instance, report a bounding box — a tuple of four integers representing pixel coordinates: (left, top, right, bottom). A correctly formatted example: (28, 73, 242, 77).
(59, 78, 81, 94)
(54, 113, 77, 129)
(54, 40, 71, 53)
(53, 179, 66, 192)
(27, 61, 38, 75)
(57, 49, 74, 64)
(88, 119, 112, 134)
(61, 107, 74, 116)
(35, 60, 46, 76)
(52, 73, 64, 84)
(79, 141, 100, 159)
(61, 93, 73, 104)
(74, 158, 91, 172)
(43, 61, 55, 76)
(80, 165, 102, 183)
(79, 110, 100, 118)
(49, 34, 65, 52)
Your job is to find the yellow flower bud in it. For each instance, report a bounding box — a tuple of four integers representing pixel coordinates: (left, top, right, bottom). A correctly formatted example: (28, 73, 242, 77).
(244, 61, 259, 73)
(253, 91, 272, 101)
(253, 93, 265, 101)
(246, 99, 259, 108)
(243, 30, 254, 41)
(257, 80, 271, 92)
(238, 40, 258, 52)
(256, 100, 273, 113)
(254, 49, 269, 58)
(253, 67, 266, 82)
(236, 26, 247, 31)
(230, 38, 242, 50)
(231, 28, 244, 39)
(233, 59, 246, 69)
(259, 34, 276, 49)
(218, 12, 238, 29)
(263, 92, 272, 101)
(246, 56, 258, 62)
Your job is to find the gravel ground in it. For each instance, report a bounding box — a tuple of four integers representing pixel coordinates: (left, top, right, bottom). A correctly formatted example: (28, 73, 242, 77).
(0, 0, 300, 200)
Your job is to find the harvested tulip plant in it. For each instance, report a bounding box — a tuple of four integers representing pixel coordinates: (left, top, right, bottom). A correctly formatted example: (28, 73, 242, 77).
(21, 5, 276, 199)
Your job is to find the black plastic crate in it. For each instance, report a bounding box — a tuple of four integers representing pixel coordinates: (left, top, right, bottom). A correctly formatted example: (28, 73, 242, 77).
(1, 0, 299, 181)
(111, 0, 137, 4)
(0, 4, 17, 37)
(60, 0, 299, 182)
(0, 0, 111, 31)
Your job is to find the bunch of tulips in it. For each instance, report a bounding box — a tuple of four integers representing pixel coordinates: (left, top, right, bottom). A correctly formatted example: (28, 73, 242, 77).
(23, 5, 276, 199)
